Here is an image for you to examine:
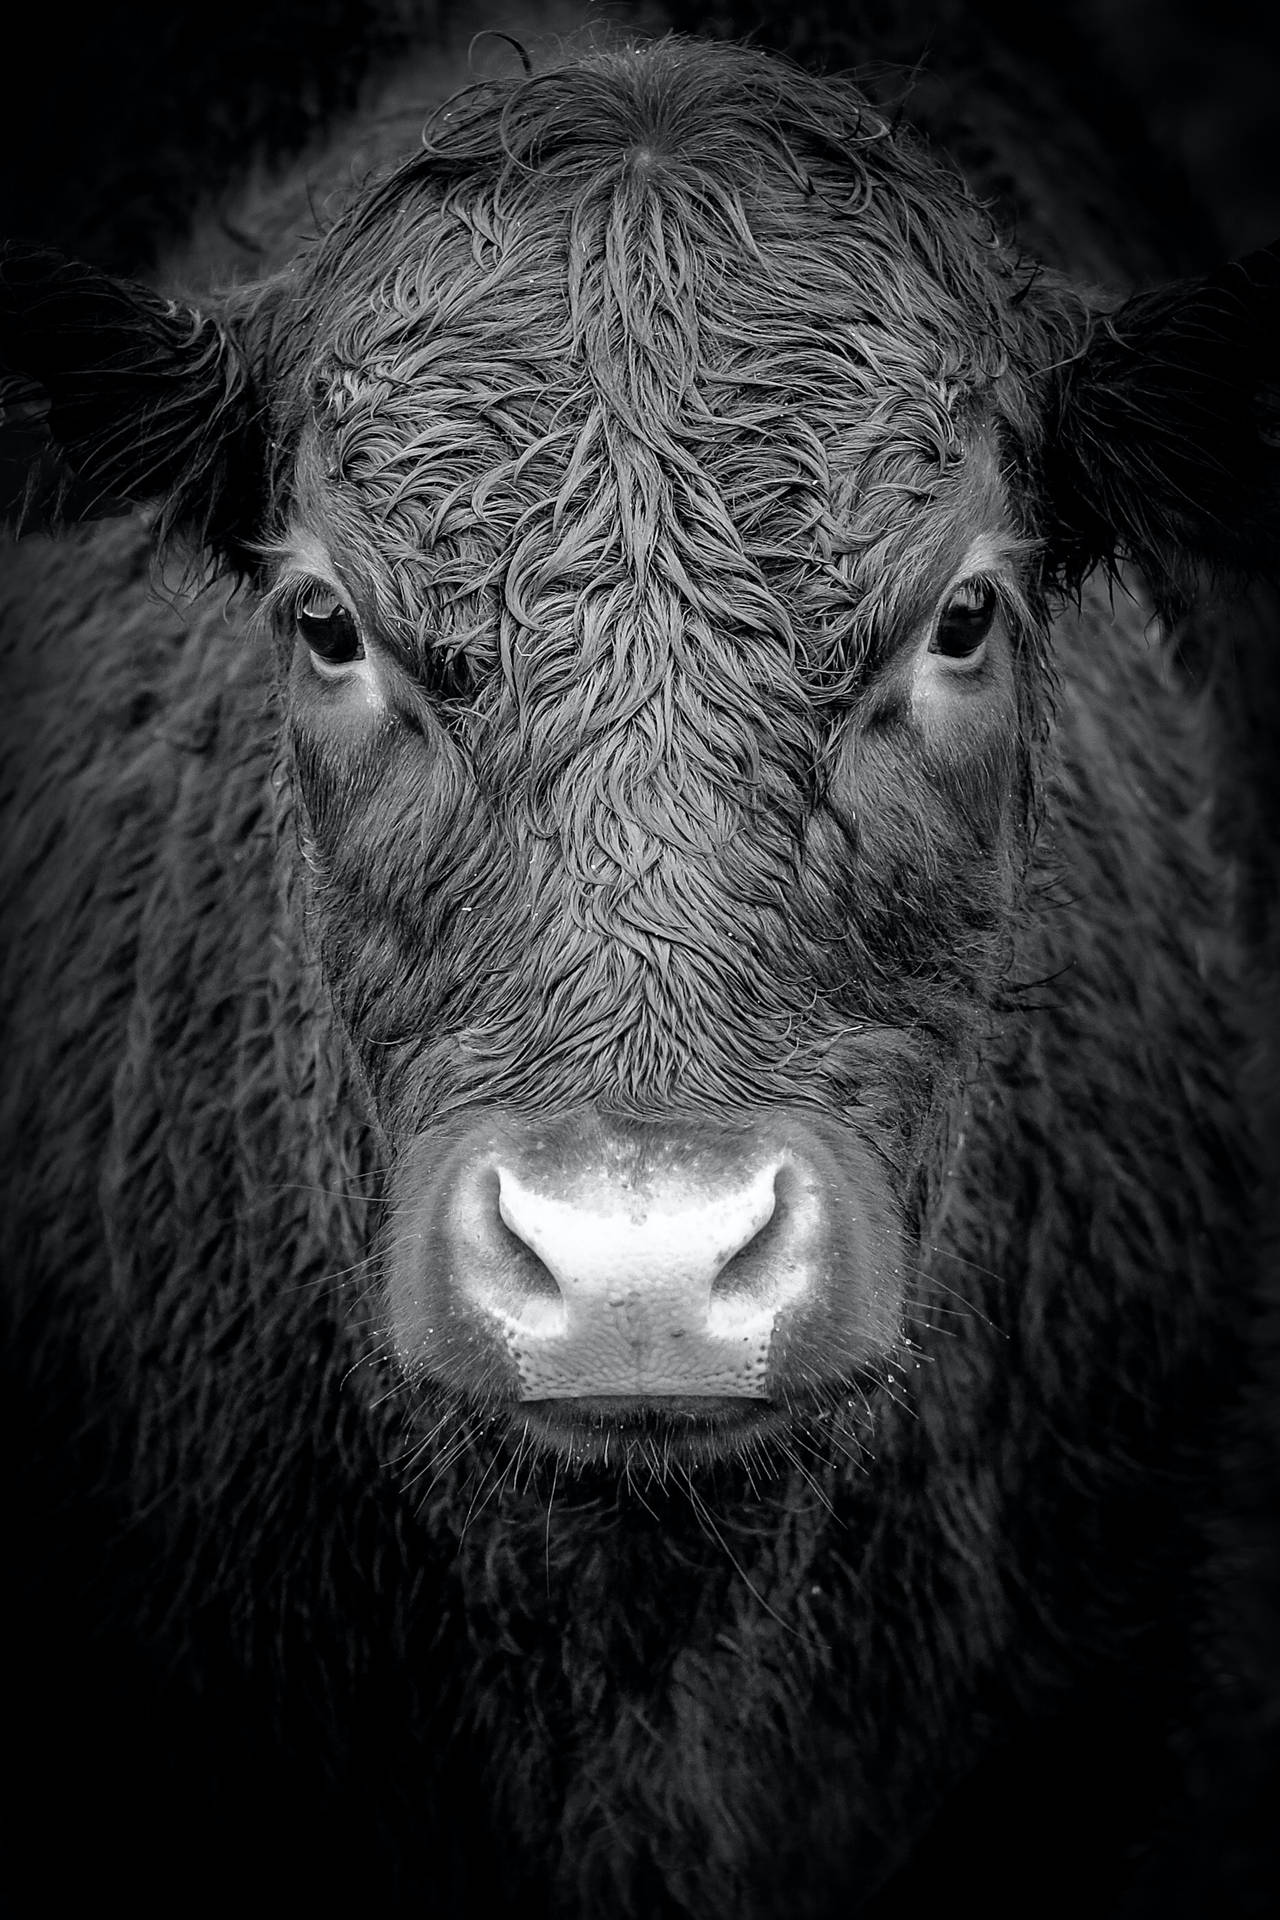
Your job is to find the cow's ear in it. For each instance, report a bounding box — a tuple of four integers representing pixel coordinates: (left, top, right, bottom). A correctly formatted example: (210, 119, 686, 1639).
(1041, 242, 1279, 616)
(0, 242, 272, 571)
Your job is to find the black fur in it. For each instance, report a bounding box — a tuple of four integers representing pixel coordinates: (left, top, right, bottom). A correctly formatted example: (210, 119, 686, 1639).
(1, 23, 1276, 1919)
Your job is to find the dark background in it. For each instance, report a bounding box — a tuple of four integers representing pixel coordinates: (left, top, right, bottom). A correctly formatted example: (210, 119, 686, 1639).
(0, 0, 1275, 275)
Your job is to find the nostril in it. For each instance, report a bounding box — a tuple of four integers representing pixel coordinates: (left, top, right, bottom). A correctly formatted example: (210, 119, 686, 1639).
(719, 1176, 777, 1277)
(707, 1162, 815, 1340)
(496, 1175, 570, 1298)
(709, 1195, 782, 1301)
(495, 1208, 562, 1302)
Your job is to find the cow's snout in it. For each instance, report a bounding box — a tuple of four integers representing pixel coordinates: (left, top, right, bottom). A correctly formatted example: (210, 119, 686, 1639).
(474, 1155, 793, 1397)
(388, 1114, 904, 1409)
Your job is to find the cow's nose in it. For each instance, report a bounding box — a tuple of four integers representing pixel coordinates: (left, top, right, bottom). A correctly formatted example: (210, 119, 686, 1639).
(387, 1112, 904, 1408)
(486, 1160, 788, 1398)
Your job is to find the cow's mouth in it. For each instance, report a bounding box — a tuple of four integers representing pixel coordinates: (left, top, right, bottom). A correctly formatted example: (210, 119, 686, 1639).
(514, 1395, 784, 1467)
(396, 1374, 888, 1487)
(507, 1388, 874, 1473)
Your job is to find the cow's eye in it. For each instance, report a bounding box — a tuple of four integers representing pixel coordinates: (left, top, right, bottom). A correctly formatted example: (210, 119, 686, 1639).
(930, 579, 997, 666)
(295, 591, 364, 669)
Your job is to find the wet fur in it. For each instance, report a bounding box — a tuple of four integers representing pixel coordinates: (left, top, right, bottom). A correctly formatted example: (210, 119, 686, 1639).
(1, 25, 1274, 1920)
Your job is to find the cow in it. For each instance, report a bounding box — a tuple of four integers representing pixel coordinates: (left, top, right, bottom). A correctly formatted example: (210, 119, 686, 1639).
(1, 14, 1276, 1918)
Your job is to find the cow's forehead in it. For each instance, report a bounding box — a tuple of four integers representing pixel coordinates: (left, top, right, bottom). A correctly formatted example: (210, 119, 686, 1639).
(296, 48, 1027, 447)
(309, 180, 1005, 411)
(294, 184, 1018, 550)
(270, 48, 1046, 668)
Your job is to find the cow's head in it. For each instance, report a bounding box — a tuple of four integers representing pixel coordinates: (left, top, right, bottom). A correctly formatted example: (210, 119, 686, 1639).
(3, 40, 1275, 1469)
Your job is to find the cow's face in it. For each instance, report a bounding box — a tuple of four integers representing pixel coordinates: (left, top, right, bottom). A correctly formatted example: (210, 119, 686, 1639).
(262, 52, 1048, 1459)
(7, 40, 1270, 1466)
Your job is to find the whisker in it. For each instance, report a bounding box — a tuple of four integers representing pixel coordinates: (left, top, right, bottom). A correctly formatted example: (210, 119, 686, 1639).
(458, 1432, 511, 1539)
(542, 1446, 560, 1591)
(284, 1250, 382, 1296)
(920, 1243, 1013, 1300)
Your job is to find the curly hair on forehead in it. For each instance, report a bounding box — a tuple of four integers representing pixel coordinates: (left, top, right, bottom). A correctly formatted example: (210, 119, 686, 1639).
(272, 36, 1092, 432)
(252, 38, 1074, 707)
